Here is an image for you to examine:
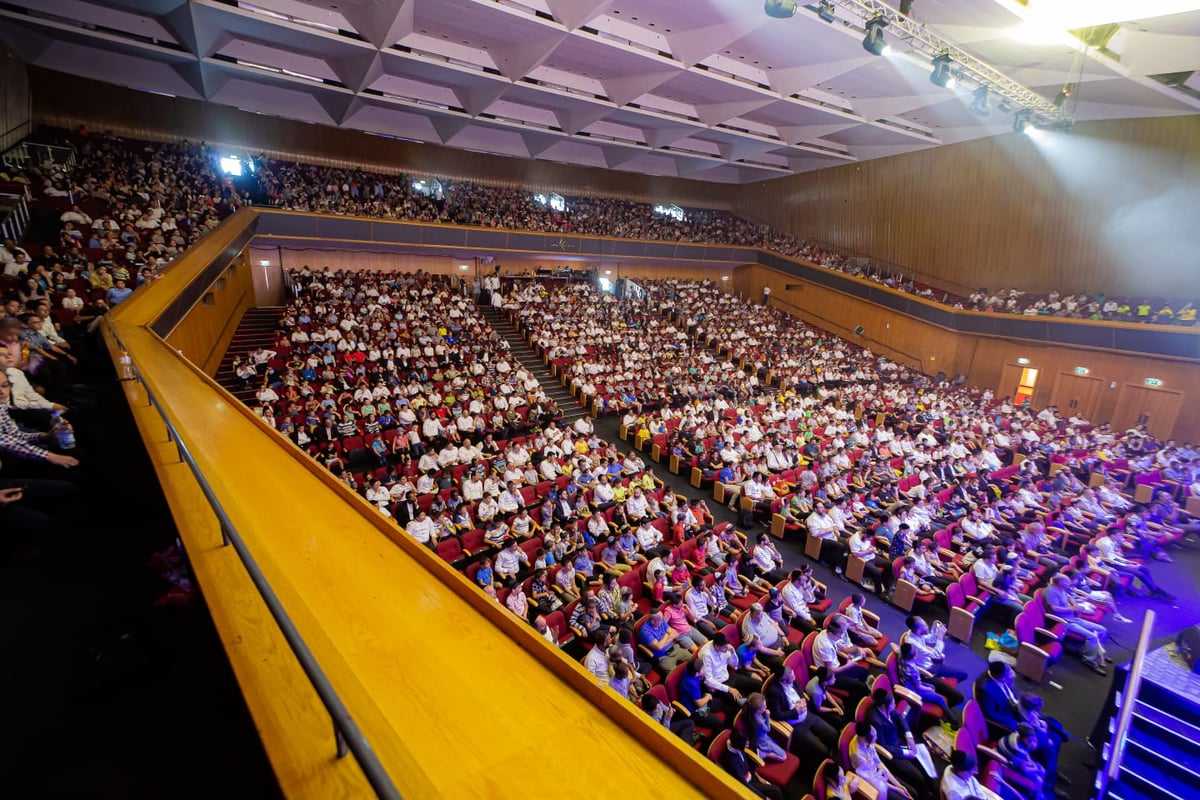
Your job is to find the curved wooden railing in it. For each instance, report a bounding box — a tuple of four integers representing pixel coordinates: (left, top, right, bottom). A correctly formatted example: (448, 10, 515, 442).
(104, 207, 748, 799)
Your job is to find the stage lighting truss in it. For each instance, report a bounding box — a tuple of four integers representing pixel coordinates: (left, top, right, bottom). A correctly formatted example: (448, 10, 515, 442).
(821, 0, 1073, 128)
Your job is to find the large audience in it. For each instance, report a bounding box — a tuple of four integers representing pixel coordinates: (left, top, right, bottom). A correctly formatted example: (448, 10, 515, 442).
(4, 127, 1200, 800)
(253, 154, 1198, 325)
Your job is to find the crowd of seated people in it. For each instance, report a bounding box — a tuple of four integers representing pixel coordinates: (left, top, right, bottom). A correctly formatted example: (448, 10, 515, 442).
(8, 128, 1194, 326)
(10, 127, 1200, 796)
(503, 279, 751, 415)
(252, 153, 1197, 326)
(643, 278, 915, 395)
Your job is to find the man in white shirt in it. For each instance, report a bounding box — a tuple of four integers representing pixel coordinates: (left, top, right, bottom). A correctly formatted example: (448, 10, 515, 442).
(698, 632, 759, 715)
(806, 503, 846, 570)
(405, 510, 436, 546)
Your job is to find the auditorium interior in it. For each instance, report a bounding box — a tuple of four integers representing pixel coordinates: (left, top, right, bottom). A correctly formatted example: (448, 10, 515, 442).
(2, 1, 1200, 799)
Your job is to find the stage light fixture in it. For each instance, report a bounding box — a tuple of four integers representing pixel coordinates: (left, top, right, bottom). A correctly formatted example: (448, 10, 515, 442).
(765, 0, 798, 18)
(969, 86, 990, 116)
(1012, 109, 1032, 134)
(816, 1, 836, 22)
(929, 52, 954, 88)
(862, 14, 890, 56)
(1053, 83, 1074, 108)
(997, 99, 1014, 114)
(900, 0, 915, 16)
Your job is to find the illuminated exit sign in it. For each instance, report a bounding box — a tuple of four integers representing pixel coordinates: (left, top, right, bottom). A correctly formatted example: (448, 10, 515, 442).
(1144, 378, 1163, 387)
(1073, 367, 1089, 375)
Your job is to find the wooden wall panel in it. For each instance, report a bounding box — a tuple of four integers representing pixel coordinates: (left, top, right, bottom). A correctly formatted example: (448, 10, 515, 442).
(248, 245, 737, 284)
(735, 115, 1200, 297)
(165, 250, 256, 375)
(736, 263, 1200, 440)
(0, 43, 30, 153)
(29, 68, 731, 209)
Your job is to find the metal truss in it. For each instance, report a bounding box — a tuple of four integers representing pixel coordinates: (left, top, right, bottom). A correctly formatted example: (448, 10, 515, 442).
(824, 0, 1074, 126)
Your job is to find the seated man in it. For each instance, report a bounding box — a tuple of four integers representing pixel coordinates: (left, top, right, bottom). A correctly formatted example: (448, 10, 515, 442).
(1042, 572, 1109, 675)
(638, 604, 691, 672)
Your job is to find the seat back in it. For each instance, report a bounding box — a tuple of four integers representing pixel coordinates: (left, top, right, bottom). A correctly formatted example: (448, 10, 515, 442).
(962, 700, 989, 744)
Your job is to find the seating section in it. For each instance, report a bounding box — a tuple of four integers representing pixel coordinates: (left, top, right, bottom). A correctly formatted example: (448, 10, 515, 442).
(5, 127, 1199, 800)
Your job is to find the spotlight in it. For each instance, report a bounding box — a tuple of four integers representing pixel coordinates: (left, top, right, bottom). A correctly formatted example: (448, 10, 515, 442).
(900, 0, 915, 16)
(1025, 126, 1044, 139)
(930, 52, 954, 88)
(969, 86, 990, 116)
(1012, 109, 1032, 134)
(764, 0, 797, 18)
(1053, 83, 1074, 108)
(997, 98, 1014, 114)
(816, 0, 836, 23)
(862, 14, 889, 56)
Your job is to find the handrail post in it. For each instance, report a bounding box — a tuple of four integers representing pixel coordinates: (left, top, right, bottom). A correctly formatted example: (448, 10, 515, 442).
(1104, 609, 1156, 791)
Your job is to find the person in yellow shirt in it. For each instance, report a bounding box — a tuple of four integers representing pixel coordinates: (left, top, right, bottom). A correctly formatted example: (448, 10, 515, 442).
(1136, 302, 1151, 318)
(1177, 303, 1196, 323)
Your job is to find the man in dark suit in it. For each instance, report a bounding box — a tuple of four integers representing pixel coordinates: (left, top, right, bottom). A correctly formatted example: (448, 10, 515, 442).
(974, 661, 1022, 733)
(392, 495, 418, 528)
(865, 688, 933, 799)
(720, 729, 782, 800)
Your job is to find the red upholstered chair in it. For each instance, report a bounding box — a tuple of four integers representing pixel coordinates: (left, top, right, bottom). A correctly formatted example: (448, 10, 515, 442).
(543, 610, 574, 647)
(435, 536, 464, 565)
(732, 708, 801, 789)
(1013, 609, 1063, 683)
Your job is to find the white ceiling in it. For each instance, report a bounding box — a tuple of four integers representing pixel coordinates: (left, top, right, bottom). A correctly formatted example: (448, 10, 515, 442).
(2, 0, 1197, 183)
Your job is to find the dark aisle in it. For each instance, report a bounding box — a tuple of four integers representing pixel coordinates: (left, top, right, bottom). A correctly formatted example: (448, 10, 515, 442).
(0, 359, 280, 799)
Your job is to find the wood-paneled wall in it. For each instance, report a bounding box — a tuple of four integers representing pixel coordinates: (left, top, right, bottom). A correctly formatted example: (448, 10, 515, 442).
(735, 264, 1199, 440)
(165, 250, 256, 375)
(248, 245, 736, 300)
(734, 115, 1200, 297)
(28, 68, 730, 208)
(0, 43, 30, 153)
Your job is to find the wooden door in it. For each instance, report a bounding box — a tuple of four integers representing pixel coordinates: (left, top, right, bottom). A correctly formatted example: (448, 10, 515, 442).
(1111, 385, 1184, 439)
(997, 364, 1025, 403)
(1050, 373, 1103, 422)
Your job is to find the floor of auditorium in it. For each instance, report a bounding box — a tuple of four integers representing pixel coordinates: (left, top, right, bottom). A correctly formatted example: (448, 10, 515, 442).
(3, 362, 1197, 799)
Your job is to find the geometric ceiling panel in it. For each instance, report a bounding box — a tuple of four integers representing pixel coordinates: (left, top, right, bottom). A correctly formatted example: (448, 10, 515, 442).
(0, 0, 1196, 183)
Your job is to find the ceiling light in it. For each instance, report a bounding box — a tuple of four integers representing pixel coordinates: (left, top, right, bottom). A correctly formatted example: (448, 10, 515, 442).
(930, 52, 954, 88)
(997, 99, 1014, 114)
(1013, 109, 1032, 134)
(862, 14, 890, 56)
(900, 0, 915, 16)
(816, 1, 836, 23)
(764, 0, 798, 19)
(969, 86, 990, 116)
(1053, 83, 1074, 108)
(1025, 126, 1044, 139)
(1017, 0, 1200, 29)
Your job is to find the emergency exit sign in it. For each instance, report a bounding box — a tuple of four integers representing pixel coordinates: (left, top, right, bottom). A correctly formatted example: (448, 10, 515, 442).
(1144, 378, 1163, 386)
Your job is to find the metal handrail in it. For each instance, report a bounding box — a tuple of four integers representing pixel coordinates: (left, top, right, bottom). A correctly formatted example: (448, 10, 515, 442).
(107, 324, 402, 800)
(1105, 609, 1157, 787)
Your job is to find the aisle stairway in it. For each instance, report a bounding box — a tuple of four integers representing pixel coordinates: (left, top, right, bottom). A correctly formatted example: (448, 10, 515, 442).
(1101, 675, 1200, 800)
(214, 307, 284, 403)
(478, 304, 589, 425)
